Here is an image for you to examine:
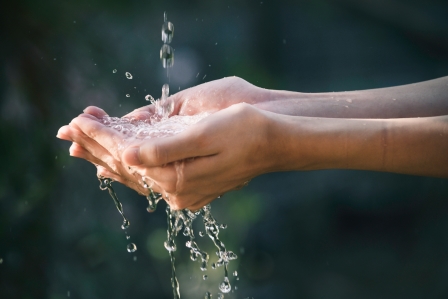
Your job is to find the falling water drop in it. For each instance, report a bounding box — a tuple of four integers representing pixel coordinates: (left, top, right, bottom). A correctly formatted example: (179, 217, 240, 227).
(126, 235, 130, 240)
(233, 271, 238, 276)
(217, 293, 224, 299)
(126, 94, 130, 97)
(204, 292, 212, 299)
(160, 44, 174, 68)
(127, 243, 137, 253)
(219, 277, 231, 293)
(113, 69, 117, 73)
(125, 72, 133, 79)
(162, 21, 174, 44)
(220, 224, 227, 229)
(203, 275, 208, 280)
(122, 219, 130, 230)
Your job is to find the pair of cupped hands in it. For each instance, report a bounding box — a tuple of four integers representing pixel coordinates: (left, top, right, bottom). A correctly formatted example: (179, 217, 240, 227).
(58, 77, 283, 211)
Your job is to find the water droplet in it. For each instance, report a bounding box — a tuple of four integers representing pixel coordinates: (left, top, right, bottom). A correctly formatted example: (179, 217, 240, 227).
(67, 290, 70, 297)
(126, 235, 130, 240)
(162, 21, 174, 44)
(220, 224, 227, 229)
(160, 44, 174, 68)
(199, 231, 205, 237)
(125, 72, 133, 79)
(212, 263, 216, 269)
(121, 219, 130, 230)
(145, 94, 155, 103)
(203, 275, 208, 280)
(236, 277, 239, 280)
(219, 278, 231, 293)
(162, 84, 170, 99)
(233, 271, 238, 276)
(0, 258, 3, 264)
(133, 256, 137, 261)
(235, 286, 238, 290)
(113, 69, 117, 73)
(126, 94, 130, 97)
(217, 293, 224, 299)
(204, 292, 211, 299)
(127, 243, 137, 253)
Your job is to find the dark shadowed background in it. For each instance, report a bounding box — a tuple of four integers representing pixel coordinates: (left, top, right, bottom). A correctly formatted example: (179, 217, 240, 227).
(1, 0, 448, 298)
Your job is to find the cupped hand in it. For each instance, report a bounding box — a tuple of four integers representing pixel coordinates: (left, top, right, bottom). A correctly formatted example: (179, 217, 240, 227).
(124, 76, 272, 120)
(120, 103, 275, 210)
(57, 112, 160, 196)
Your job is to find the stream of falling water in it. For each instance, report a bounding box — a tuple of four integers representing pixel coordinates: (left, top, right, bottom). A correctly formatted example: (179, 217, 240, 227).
(97, 12, 240, 299)
(98, 111, 238, 299)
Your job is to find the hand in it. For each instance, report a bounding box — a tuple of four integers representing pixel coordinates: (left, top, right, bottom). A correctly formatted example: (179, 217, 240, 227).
(60, 103, 275, 210)
(57, 112, 153, 196)
(120, 103, 275, 210)
(124, 76, 272, 120)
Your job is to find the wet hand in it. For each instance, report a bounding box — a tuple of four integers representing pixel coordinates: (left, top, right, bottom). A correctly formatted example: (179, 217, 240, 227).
(124, 76, 271, 120)
(120, 103, 274, 210)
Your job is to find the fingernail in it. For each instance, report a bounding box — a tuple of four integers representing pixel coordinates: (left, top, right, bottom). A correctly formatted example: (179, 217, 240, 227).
(123, 147, 142, 165)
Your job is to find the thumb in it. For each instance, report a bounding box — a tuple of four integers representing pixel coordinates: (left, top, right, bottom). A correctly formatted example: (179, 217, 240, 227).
(121, 129, 214, 167)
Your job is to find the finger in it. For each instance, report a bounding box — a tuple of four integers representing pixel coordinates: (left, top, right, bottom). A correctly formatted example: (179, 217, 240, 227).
(96, 166, 124, 183)
(123, 105, 155, 118)
(83, 106, 108, 118)
(121, 126, 216, 167)
(71, 115, 125, 160)
(56, 125, 74, 141)
(69, 143, 117, 172)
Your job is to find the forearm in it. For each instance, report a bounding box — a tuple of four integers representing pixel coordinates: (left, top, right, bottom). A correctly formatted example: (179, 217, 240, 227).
(256, 76, 448, 119)
(268, 113, 448, 178)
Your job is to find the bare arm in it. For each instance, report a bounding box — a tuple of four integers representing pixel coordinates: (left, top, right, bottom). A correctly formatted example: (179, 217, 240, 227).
(256, 76, 448, 118)
(269, 113, 448, 178)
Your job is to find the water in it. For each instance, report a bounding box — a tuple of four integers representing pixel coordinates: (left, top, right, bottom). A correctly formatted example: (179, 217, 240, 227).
(160, 12, 174, 71)
(113, 69, 117, 73)
(162, 21, 174, 44)
(96, 12, 239, 299)
(160, 44, 174, 69)
(98, 178, 130, 230)
(145, 94, 155, 103)
(127, 243, 137, 253)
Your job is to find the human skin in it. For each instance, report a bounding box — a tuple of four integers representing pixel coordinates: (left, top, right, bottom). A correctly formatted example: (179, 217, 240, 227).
(57, 76, 448, 210)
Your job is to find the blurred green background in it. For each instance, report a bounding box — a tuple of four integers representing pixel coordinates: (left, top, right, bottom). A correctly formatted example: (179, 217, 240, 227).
(1, 0, 448, 298)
